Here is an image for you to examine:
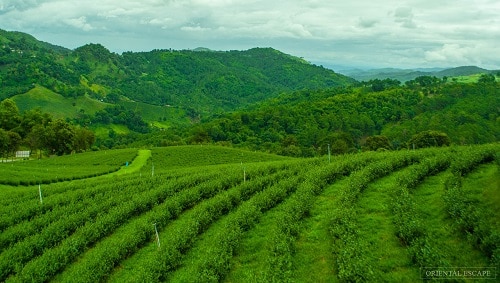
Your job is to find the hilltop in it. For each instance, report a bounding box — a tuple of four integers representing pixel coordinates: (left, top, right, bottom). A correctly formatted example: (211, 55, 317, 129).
(341, 66, 498, 82)
(0, 29, 354, 118)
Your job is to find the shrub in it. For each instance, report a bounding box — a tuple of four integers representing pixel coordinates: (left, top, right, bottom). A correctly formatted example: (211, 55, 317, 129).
(408, 130, 450, 149)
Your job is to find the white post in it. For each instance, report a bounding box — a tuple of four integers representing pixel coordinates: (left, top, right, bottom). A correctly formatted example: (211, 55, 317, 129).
(151, 161, 155, 177)
(243, 167, 246, 183)
(38, 184, 43, 204)
(153, 223, 160, 248)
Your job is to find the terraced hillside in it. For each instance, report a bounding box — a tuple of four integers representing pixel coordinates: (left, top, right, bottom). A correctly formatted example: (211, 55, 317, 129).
(0, 145, 498, 282)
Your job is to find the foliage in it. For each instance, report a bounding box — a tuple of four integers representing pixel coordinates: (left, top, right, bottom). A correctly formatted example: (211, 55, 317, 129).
(0, 100, 95, 158)
(0, 148, 137, 185)
(407, 130, 451, 149)
(184, 79, 497, 156)
(1, 29, 498, 156)
(0, 144, 497, 282)
(364, 135, 392, 151)
(443, 145, 499, 265)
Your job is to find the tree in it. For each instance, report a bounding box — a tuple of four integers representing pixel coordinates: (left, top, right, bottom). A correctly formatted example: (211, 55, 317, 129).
(46, 119, 75, 155)
(0, 129, 9, 159)
(18, 108, 52, 138)
(478, 74, 496, 84)
(73, 127, 95, 152)
(0, 98, 21, 130)
(367, 78, 401, 92)
(25, 124, 47, 159)
(6, 131, 21, 158)
(407, 130, 450, 149)
(365, 135, 392, 151)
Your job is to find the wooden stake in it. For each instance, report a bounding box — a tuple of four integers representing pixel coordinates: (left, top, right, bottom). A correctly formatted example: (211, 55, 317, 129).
(153, 223, 160, 248)
(38, 184, 43, 204)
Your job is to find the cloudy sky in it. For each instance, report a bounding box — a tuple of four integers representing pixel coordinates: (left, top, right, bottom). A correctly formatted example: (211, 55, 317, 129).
(1, 0, 499, 70)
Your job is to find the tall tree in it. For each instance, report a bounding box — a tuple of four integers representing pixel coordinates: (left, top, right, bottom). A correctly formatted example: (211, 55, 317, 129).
(46, 119, 75, 155)
(0, 98, 21, 130)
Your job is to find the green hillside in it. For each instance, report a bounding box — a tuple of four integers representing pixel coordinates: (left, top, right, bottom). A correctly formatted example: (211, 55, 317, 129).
(0, 29, 354, 121)
(179, 77, 499, 156)
(342, 66, 498, 82)
(1, 29, 498, 157)
(12, 85, 108, 119)
(0, 145, 498, 282)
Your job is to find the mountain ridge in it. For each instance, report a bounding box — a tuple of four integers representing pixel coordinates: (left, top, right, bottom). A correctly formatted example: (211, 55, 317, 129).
(0, 29, 354, 114)
(339, 65, 497, 82)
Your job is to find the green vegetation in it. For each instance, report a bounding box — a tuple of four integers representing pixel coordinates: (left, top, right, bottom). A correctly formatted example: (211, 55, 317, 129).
(0, 29, 353, 117)
(1, 29, 498, 156)
(189, 78, 498, 156)
(343, 65, 496, 82)
(11, 85, 108, 119)
(150, 145, 290, 169)
(0, 144, 498, 282)
(0, 99, 95, 158)
(0, 28, 498, 282)
(0, 148, 137, 185)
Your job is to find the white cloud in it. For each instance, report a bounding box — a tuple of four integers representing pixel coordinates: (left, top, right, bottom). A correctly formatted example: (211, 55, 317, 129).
(64, 16, 93, 31)
(0, 0, 499, 69)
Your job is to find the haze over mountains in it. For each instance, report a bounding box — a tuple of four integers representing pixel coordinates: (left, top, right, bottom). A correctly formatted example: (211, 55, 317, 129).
(339, 66, 498, 82)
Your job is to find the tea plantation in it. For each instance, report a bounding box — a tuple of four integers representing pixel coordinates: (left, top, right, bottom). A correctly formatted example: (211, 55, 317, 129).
(0, 145, 498, 282)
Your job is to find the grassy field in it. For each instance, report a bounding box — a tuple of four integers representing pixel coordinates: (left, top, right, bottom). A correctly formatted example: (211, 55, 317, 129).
(12, 85, 108, 118)
(0, 145, 498, 282)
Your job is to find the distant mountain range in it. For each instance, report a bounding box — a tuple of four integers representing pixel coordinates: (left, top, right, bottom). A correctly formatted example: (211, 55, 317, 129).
(339, 66, 498, 82)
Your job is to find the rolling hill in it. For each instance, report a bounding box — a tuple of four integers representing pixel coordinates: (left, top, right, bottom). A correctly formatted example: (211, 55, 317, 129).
(0, 29, 355, 121)
(1, 29, 498, 156)
(341, 66, 497, 82)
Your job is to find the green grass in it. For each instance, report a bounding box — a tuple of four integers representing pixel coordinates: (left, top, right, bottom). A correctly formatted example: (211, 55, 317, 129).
(12, 85, 108, 118)
(465, 163, 499, 229)
(413, 170, 491, 268)
(449, 74, 485, 83)
(225, 191, 298, 282)
(93, 124, 131, 139)
(118, 100, 189, 127)
(353, 172, 420, 282)
(291, 179, 349, 283)
(105, 149, 151, 177)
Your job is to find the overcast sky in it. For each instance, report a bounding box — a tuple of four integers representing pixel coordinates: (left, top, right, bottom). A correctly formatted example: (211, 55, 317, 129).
(1, 0, 499, 70)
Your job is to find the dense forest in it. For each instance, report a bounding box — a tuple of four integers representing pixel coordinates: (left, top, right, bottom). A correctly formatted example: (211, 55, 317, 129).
(171, 75, 499, 156)
(0, 29, 353, 113)
(0, 29, 498, 157)
(0, 99, 94, 158)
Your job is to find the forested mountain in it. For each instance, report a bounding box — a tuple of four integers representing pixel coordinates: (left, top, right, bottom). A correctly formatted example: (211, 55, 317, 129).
(0, 29, 354, 116)
(172, 76, 499, 156)
(1, 29, 498, 157)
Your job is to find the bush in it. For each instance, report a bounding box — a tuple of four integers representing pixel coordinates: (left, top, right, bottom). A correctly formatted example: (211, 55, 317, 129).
(365, 135, 392, 151)
(408, 130, 451, 149)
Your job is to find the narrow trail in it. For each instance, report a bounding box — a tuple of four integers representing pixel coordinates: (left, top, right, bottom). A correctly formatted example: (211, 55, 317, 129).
(104, 149, 151, 177)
